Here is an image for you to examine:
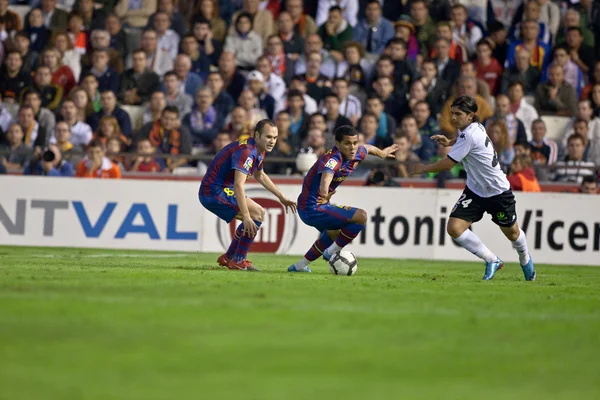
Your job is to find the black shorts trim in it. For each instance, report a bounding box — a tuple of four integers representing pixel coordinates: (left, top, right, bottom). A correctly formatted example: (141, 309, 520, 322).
(450, 187, 517, 228)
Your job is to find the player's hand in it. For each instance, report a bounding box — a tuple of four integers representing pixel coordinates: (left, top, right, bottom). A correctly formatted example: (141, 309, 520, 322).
(431, 135, 451, 147)
(317, 190, 336, 205)
(279, 197, 297, 214)
(381, 144, 399, 158)
(408, 163, 425, 176)
(242, 216, 259, 238)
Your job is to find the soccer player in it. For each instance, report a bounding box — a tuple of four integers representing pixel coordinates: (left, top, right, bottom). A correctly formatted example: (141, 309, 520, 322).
(288, 125, 398, 272)
(199, 119, 297, 271)
(410, 95, 536, 281)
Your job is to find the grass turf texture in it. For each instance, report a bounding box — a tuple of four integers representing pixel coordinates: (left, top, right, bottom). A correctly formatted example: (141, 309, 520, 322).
(0, 247, 599, 400)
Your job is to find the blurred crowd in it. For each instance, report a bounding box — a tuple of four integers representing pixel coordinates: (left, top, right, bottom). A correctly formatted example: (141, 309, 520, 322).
(0, 0, 598, 193)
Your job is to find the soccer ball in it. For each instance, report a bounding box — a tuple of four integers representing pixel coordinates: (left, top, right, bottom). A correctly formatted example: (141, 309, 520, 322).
(329, 251, 358, 276)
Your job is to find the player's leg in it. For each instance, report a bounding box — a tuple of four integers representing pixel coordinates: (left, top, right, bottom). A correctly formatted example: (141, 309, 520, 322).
(289, 229, 339, 272)
(229, 198, 265, 271)
(322, 208, 367, 260)
(491, 191, 536, 281)
(199, 192, 240, 267)
(448, 188, 503, 280)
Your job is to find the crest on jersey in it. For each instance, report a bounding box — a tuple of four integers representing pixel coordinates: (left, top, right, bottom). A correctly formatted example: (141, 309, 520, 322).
(460, 133, 465, 139)
(325, 159, 338, 169)
(243, 157, 253, 171)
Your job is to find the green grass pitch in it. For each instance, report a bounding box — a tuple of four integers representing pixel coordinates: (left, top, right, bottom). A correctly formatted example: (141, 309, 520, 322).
(1, 246, 599, 400)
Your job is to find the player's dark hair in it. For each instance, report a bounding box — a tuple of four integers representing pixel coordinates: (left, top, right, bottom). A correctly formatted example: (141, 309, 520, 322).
(451, 95, 479, 122)
(334, 125, 358, 142)
(254, 119, 276, 137)
(162, 105, 179, 117)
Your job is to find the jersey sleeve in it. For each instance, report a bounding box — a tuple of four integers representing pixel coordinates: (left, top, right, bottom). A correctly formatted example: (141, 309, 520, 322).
(231, 148, 254, 175)
(317, 152, 342, 175)
(357, 146, 368, 161)
(448, 133, 474, 163)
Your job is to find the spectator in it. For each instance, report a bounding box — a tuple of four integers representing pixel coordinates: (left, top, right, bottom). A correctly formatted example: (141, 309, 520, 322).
(53, 31, 81, 81)
(0, 158, 6, 174)
(71, 87, 94, 121)
(433, 37, 461, 85)
(91, 115, 128, 147)
(81, 73, 102, 113)
(21, 66, 63, 111)
(264, 111, 299, 175)
(316, 0, 358, 28)
(579, 175, 599, 194)
(318, 5, 353, 54)
(296, 52, 332, 103)
(294, 33, 342, 79)
(136, 106, 192, 171)
(237, 89, 268, 127)
(142, 91, 166, 125)
(206, 71, 234, 120)
(508, 81, 538, 141)
(474, 39, 503, 96)
(560, 99, 600, 152)
(263, 35, 294, 84)
(277, 11, 304, 59)
(131, 29, 173, 78)
(500, 47, 541, 96)
(322, 93, 352, 147)
(192, 0, 227, 42)
(507, 154, 541, 192)
(419, 60, 449, 116)
(549, 44, 585, 97)
(303, 127, 326, 156)
(25, 0, 68, 33)
(451, 4, 482, 56)
(182, 87, 224, 148)
(224, 13, 263, 70)
(534, 64, 578, 117)
(426, 143, 465, 182)
(410, 0, 435, 56)
(509, 0, 551, 46)
(536, 0, 560, 39)
(565, 27, 595, 78)
(76, 0, 105, 32)
(430, 21, 468, 63)
(342, 41, 368, 91)
(114, 0, 156, 29)
(287, 76, 318, 114)
(16, 105, 45, 148)
(190, 18, 222, 78)
(487, 119, 514, 172)
(24, 8, 49, 53)
(52, 120, 83, 165)
(75, 138, 121, 178)
(0, 95, 12, 134)
(592, 83, 600, 118)
(67, 11, 87, 55)
(286, 89, 309, 139)
(230, 0, 275, 43)
(211, 131, 232, 154)
(401, 114, 435, 162)
(225, 106, 252, 140)
(439, 76, 493, 136)
(487, 21, 509, 67)
(129, 138, 164, 172)
(359, 112, 378, 146)
(0, 51, 32, 103)
(552, 133, 596, 183)
(56, 99, 93, 146)
(42, 48, 76, 96)
(505, 19, 551, 72)
(413, 100, 440, 139)
(246, 70, 275, 119)
(255, 55, 286, 115)
(393, 16, 419, 62)
(81, 29, 124, 73)
(23, 91, 55, 147)
(14, 31, 38, 74)
(1, 123, 32, 169)
(387, 38, 419, 97)
(452, 61, 491, 102)
(383, 130, 420, 178)
(0, 0, 21, 40)
(163, 71, 193, 116)
(180, 33, 207, 79)
(105, 136, 127, 171)
(373, 75, 408, 124)
(330, 77, 361, 126)
(105, 13, 129, 59)
(556, 8, 595, 48)
(119, 48, 161, 105)
(529, 119, 558, 166)
(84, 48, 120, 95)
(147, 0, 186, 38)
(24, 144, 75, 176)
(218, 51, 246, 102)
(352, 0, 393, 55)
(487, 94, 528, 147)
(88, 90, 133, 137)
(366, 95, 395, 145)
(285, 0, 317, 39)
(152, 11, 179, 60)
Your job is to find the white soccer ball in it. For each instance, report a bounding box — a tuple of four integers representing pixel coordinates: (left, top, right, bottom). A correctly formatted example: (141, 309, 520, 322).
(329, 251, 358, 276)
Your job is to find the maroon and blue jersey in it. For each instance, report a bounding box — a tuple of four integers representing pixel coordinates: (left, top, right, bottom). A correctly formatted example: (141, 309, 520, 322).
(298, 145, 367, 211)
(200, 138, 265, 197)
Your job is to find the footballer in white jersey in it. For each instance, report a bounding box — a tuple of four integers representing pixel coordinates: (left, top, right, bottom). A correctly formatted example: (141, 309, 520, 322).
(411, 95, 536, 281)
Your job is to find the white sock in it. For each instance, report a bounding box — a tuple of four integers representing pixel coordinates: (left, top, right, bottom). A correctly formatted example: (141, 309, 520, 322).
(454, 230, 497, 263)
(325, 243, 343, 255)
(296, 257, 310, 268)
(511, 229, 531, 266)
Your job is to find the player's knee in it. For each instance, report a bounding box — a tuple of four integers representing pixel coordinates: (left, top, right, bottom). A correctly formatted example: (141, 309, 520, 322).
(353, 209, 368, 225)
(252, 206, 265, 222)
(447, 222, 465, 239)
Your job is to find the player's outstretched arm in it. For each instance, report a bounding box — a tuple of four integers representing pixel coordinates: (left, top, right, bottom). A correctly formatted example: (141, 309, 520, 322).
(364, 144, 399, 159)
(253, 170, 297, 213)
(431, 135, 457, 147)
(409, 157, 457, 176)
(234, 170, 259, 237)
(317, 171, 336, 204)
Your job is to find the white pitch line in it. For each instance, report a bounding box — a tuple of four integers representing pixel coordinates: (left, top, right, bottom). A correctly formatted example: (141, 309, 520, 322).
(28, 253, 194, 259)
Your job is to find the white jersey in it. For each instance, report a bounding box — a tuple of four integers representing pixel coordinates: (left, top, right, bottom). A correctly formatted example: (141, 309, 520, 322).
(448, 122, 510, 198)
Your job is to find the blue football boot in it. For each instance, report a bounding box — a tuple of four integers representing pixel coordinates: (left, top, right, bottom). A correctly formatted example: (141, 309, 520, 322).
(521, 254, 536, 281)
(288, 265, 312, 273)
(322, 248, 334, 261)
(482, 258, 504, 280)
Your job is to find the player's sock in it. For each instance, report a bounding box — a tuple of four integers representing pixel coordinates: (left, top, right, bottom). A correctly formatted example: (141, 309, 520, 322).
(453, 229, 497, 263)
(303, 230, 335, 263)
(325, 223, 364, 254)
(226, 223, 244, 259)
(233, 221, 262, 262)
(511, 229, 531, 266)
